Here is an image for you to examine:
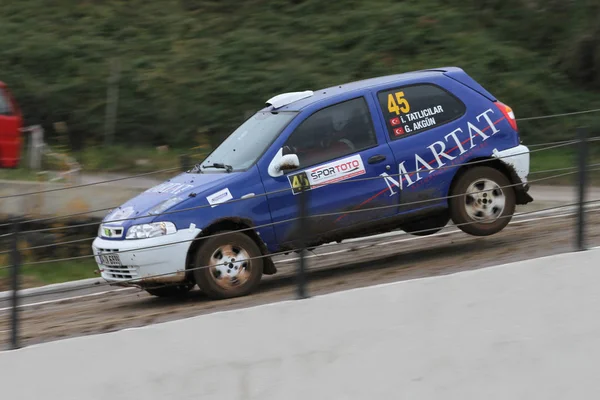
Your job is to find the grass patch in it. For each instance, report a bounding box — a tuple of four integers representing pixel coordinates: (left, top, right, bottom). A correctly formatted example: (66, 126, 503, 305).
(0, 259, 98, 291)
(530, 148, 576, 173)
(0, 144, 210, 181)
(76, 144, 205, 173)
(0, 167, 42, 181)
(529, 144, 600, 185)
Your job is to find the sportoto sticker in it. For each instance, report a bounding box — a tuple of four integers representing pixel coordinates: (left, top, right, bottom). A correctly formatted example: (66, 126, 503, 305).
(288, 154, 366, 194)
(206, 188, 233, 207)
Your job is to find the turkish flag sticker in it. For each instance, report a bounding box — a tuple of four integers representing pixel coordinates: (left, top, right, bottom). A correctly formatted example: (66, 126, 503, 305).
(394, 127, 405, 136)
(390, 117, 401, 126)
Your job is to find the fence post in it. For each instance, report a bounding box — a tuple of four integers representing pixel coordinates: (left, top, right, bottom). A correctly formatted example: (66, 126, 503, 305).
(10, 218, 21, 350)
(28, 125, 44, 170)
(576, 127, 588, 251)
(297, 182, 309, 299)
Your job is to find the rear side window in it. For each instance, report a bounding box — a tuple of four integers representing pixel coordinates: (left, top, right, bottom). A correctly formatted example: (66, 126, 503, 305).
(0, 89, 13, 116)
(377, 83, 466, 139)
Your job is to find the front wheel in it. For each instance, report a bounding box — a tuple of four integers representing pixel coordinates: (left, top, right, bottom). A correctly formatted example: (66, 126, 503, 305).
(193, 231, 264, 300)
(449, 166, 516, 236)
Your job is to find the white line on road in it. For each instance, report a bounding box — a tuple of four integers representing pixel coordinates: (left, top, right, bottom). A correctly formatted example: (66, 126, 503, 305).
(317, 205, 600, 247)
(276, 209, 587, 262)
(0, 288, 136, 313)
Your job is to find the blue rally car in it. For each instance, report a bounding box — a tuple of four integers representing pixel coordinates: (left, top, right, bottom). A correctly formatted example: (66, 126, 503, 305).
(92, 67, 533, 299)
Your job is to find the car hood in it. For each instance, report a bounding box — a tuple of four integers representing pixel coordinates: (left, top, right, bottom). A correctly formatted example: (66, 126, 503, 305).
(101, 171, 241, 226)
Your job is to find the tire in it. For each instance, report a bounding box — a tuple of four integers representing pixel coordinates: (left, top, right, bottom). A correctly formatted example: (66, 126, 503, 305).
(400, 211, 449, 236)
(193, 230, 263, 300)
(449, 166, 516, 236)
(145, 282, 195, 298)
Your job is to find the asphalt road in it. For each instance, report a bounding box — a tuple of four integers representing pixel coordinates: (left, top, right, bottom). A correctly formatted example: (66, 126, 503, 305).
(2, 206, 600, 349)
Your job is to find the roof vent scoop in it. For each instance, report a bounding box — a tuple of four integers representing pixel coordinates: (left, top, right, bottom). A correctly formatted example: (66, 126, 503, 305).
(266, 90, 313, 109)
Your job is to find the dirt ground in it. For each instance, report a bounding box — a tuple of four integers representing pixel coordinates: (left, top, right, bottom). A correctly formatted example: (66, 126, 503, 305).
(2, 210, 600, 349)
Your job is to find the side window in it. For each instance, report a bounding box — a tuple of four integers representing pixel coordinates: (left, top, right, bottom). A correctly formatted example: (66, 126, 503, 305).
(284, 97, 377, 169)
(377, 84, 466, 139)
(0, 89, 13, 116)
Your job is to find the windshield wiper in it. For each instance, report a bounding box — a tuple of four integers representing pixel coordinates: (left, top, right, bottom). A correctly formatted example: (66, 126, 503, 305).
(202, 163, 233, 173)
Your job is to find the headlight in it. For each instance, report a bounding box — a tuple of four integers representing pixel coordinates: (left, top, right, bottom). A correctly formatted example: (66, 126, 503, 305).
(126, 222, 177, 239)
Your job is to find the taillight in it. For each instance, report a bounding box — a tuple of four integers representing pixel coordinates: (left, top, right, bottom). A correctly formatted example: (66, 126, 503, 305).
(494, 100, 517, 131)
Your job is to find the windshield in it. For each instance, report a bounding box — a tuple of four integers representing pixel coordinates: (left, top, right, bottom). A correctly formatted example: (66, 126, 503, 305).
(199, 111, 297, 172)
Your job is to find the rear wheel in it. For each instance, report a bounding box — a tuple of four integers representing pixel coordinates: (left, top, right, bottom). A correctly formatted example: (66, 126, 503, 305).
(449, 166, 515, 236)
(145, 282, 195, 298)
(193, 230, 263, 300)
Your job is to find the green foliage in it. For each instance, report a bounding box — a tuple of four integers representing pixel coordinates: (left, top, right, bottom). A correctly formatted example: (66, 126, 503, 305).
(1, 0, 599, 150)
(0, 258, 97, 289)
(0, 215, 101, 289)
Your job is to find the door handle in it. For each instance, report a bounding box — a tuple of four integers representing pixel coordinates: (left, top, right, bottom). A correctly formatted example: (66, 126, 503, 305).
(368, 154, 387, 164)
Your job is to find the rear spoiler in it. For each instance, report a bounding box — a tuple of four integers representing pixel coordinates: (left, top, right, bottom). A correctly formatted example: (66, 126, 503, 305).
(426, 67, 497, 102)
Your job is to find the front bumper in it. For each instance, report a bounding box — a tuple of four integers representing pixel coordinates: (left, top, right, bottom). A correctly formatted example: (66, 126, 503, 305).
(92, 227, 202, 286)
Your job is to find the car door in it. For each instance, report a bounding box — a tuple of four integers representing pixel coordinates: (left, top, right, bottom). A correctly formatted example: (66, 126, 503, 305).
(259, 95, 397, 248)
(372, 80, 468, 214)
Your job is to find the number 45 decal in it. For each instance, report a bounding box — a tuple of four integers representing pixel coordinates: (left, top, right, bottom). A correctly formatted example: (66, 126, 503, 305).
(387, 91, 410, 115)
(289, 171, 311, 195)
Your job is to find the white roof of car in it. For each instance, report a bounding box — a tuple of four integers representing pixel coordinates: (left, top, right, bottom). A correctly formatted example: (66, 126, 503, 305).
(265, 90, 314, 109)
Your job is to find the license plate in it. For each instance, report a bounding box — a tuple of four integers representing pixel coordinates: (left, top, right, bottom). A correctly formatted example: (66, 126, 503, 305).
(99, 253, 122, 266)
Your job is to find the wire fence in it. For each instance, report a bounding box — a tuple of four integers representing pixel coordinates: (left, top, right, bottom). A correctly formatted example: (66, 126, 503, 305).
(0, 132, 596, 245)
(1, 109, 599, 350)
(1, 129, 597, 262)
(0, 161, 595, 257)
(5, 198, 600, 305)
(1, 162, 599, 258)
(516, 108, 600, 122)
(1, 137, 596, 238)
(0, 123, 597, 205)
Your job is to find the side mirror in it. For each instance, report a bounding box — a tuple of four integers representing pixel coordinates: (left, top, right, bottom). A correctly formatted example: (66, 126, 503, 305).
(276, 154, 300, 172)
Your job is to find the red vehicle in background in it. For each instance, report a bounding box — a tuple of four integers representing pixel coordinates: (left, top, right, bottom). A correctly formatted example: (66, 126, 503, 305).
(0, 81, 23, 168)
